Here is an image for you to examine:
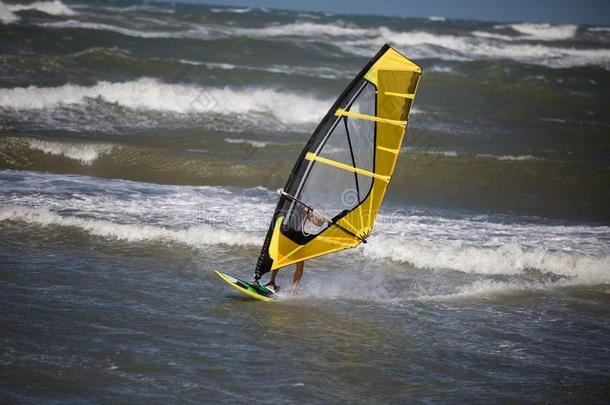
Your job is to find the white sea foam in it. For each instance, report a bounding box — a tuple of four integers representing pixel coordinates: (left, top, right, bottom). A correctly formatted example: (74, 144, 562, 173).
(0, 205, 260, 247)
(178, 59, 348, 79)
(475, 153, 542, 161)
(589, 27, 610, 33)
(8, 0, 76, 16)
(0, 1, 18, 23)
(405, 149, 458, 157)
(428, 16, 446, 22)
(473, 24, 578, 42)
(0, 170, 276, 231)
(32, 16, 610, 69)
(210, 7, 253, 14)
(471, 31, 517, 41)
(363, 236, 610, 285)
(234, 21, 370, 37)
(418, 279, 555, 300)
(40, 19, 201, 39)
(224, 138, 268, 148)
(402, 148, 453, 156)
(503, 23, 578, 41)
(404, 149, 542, 161)
(0, 78, 329, 124)
(27, 139, 113, 164)
(427, 65, 457, 74)
(2, 170, 609, 291)
(345, 28, 610, 68)
(495, 154, 540, 161)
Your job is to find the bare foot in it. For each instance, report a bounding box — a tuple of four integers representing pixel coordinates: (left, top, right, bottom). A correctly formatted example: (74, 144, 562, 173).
(265, 282, 278, 293)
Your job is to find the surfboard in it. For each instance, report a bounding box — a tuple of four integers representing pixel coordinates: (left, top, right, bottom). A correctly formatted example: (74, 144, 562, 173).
(214, 270, 278, 302)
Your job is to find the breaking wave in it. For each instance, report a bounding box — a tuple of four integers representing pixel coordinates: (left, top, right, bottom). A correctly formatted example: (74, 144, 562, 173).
(224, 138, 268, 148)
(27, 139, 114, 165)
(0, 205, 261, 247)
(0, 78, 329, 125)
(40, 19, 205, 39)
(209, 7, 253, 14)
(31, 16, 610, 69)
(502, 23, 578, 41)
(344, 29, 610, 68)
(0, 0, 75, 22)
(2, 170, 609, 296)
(0, 1, 17, 23)
(363, 235, 610, 285)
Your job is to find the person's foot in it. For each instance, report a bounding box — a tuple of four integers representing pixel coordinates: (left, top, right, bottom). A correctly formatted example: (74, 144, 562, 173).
(265, 281, 280, 293)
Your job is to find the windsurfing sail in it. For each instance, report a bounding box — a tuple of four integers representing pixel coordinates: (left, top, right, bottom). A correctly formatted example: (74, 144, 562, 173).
(254, 44, 422, 281)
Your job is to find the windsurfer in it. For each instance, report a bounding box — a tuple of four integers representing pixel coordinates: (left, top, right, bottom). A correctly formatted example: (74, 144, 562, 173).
(265, 208, 326, 295)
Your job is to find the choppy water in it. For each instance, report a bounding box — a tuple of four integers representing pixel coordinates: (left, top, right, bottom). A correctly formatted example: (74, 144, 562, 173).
(1, 1, 609, 402)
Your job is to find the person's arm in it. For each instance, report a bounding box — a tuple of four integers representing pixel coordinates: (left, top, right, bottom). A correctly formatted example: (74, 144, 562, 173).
(306, 209, 326, 227)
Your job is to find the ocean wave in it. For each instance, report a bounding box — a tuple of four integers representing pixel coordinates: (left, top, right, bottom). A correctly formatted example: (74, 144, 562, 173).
(177, 59, 350, 79)
(501, 23, 578, 41)
(471, 31, 517, 41)
(404, 149, 543, 161)
(493, 154, 541, 161)
(2, 0, 75, 18)
(27, 139, 114, 165)
(37, 17, 368, 39)
(427, 65, 457, 74)
(0, 78, 329, 125)
(345, 29, 610, 68)
(40, 19, 202, 39)
(0, 0, 78, 23)
(0, 205, 260, 247)
(30, 16, 610, 68)
(224, 138, 268, 148)
(99, 4, 175, 14)
(2, 170, 609, 286)
(209, 7, 253, 14)
(0, 1, 18, 23)
(417, 279, 562, 300)
(363, 235, 609, 285)
(234, 21, 370, 37)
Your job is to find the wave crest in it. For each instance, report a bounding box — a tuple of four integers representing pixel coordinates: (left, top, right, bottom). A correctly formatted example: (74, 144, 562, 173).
(363, 235, 610, 285)
(0, 78, 329, 125)
(4, 0, 76, 19)
(27, 139, 114, 165)
(503, 23, 578, 41)
(0, 205, 260, 247)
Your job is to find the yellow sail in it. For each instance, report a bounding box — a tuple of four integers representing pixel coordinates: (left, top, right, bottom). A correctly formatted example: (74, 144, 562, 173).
(254, 44, 422, 279)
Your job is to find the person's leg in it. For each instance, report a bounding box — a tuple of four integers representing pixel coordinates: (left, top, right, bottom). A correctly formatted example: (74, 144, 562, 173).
(265, 269, 279, 292)
(291, 261, 304, 295)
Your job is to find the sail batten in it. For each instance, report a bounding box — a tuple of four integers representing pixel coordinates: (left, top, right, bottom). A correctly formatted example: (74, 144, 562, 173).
(335, 108, 407, 128)
(304, 152, 390, 182)
(254, 44, 421, 280)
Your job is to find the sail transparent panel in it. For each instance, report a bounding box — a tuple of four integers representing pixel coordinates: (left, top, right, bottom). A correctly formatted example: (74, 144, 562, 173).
(284, 81, 377, 237)
(346, 83, 376, 201)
